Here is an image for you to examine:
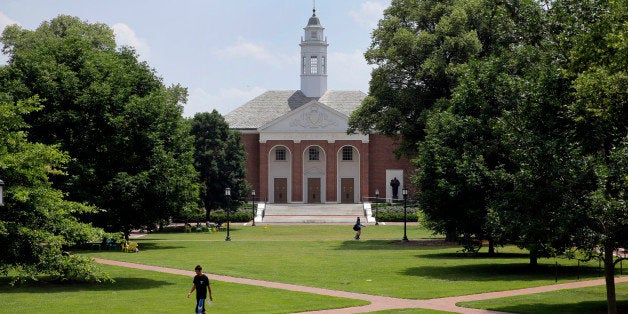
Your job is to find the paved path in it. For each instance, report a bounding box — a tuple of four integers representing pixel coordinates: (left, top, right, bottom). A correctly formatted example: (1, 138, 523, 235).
(94, 258, 627, 313)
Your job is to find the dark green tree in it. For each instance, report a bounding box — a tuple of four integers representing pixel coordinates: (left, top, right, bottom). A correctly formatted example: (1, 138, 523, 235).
(348, 0, 543, 156)
(555, 0, 628, 311)
(0, 95, 109, 284)
(190, 111, 248, 222)
(0, 15, 199, 238)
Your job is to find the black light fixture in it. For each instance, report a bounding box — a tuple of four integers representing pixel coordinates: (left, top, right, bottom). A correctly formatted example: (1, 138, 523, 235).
(225, 187, 231, 241)
(374, 189, 379, 226)
(402, 187, 409, 242)
(251, 190, 256, 226)
(0, 179, 4, 206)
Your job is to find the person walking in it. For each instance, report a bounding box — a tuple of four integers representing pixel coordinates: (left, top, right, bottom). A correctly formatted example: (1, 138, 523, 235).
(187, 265, 213, 314)
(353, 217, 365, 240)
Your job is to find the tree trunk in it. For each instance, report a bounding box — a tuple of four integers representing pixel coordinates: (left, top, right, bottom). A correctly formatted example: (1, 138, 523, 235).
(488, 239, 495, 255)
(203, 199, 213, 223)
(445, 230, 457, 242)
(529, 246, 538, 267)
(604, 244, 617, 314)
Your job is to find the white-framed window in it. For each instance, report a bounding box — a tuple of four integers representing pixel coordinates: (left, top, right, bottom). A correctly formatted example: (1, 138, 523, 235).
(309, 147, 320, 161)
(310, 56, 318, 74)
(321, 56, 326, 74)
(342, 146, 353, 161)
(276, 148, 286, 161)
(311, 31, 318, 39)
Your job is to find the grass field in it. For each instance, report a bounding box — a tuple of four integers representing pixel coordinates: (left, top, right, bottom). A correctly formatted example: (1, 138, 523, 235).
(1, 224, 626, 313)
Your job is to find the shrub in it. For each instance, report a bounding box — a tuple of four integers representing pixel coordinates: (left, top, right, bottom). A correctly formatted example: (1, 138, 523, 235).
(373, 204, 419, 222)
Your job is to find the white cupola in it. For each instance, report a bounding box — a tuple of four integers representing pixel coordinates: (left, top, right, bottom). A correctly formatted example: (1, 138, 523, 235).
(300, 7, 328, 98)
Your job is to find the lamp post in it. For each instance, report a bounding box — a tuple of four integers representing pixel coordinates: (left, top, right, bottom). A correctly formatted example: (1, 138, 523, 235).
(251, 190, 256, 226)
(225, 187, 231, 241)
(0, 179, 4, 206)
(402, 187, 409, 242)
(374, 189, 379, 226)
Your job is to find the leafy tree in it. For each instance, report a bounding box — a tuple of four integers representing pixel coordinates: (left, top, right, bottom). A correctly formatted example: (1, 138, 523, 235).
(555, 0, 628, 311)
(0, 95, 109, 284)
(0, 15, 199, 238)
(348, 0, 542, 156)
(190, 111, 248, 222)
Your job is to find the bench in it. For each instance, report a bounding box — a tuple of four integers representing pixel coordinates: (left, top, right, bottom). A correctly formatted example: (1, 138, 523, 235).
(122, 242, 139, 253)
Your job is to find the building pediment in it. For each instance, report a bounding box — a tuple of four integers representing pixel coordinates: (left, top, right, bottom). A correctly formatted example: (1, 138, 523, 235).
(259, 100, 348, 132)
(258, 100, 369, 144)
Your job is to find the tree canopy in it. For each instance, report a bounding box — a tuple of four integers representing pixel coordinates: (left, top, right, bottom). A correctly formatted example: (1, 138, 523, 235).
(190, 111, 249, 221)
(0, 95, 109, 284)
(354, 0, 626, 311)
(0, 15, 199, 237)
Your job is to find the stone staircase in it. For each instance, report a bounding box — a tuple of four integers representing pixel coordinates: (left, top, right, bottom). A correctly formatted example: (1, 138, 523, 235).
(257, 203, 372, 224)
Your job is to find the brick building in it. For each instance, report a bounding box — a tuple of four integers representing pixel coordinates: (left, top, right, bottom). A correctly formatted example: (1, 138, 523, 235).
(224, 9, 412, 204)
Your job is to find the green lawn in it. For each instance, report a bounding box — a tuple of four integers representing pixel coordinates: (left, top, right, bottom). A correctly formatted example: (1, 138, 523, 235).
(81, 225, 622, 299)
(1, 224, 626, 313)
(0, 264, 367, 313)
(459, 282, 628, 314)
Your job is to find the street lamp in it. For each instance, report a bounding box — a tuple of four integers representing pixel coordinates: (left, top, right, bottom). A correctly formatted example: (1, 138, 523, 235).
(251, 190, 256, 226)
(225, 187, 231, 241)
(374, 189, 379, 226)
(0, 179, 4, 206)
(402, 187, 409, 242)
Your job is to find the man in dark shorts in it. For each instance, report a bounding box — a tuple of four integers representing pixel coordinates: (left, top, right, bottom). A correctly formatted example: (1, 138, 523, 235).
(187, 265, 213, 313)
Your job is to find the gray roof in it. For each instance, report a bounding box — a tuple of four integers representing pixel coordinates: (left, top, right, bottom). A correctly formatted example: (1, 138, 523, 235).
(224, 90, 366, 130)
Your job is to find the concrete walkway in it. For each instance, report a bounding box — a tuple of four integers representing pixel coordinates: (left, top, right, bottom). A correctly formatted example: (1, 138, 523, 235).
(94, 258, 627, 313)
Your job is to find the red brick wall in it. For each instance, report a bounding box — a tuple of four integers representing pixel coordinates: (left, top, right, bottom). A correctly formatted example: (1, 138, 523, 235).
(241, 133, 260, 195)
(368, 134, 413, 198)
(238, 133, 413, 203)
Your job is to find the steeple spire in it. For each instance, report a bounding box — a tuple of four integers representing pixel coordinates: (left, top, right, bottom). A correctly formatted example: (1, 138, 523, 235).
(300, 3, 328, 98)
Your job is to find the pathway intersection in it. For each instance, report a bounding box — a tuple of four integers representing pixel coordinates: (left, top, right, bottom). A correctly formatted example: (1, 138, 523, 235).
(95, 258, 627, 313)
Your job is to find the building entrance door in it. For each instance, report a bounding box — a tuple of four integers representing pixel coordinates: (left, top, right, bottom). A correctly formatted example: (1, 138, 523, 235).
(274, 178, 287, 203)
(341, 178, 354, 203)
(307, 178, 321, 203)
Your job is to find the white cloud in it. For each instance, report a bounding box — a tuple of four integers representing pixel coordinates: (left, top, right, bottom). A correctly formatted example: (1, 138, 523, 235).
(214, 37, 296, 69)
(112, 23, 151, 60)
(328, 49, 373, 92)
(0, 11, 20, 32)
(184, 86, 267, 117)
(0, 11, 20, 64)
(350, 1, 389, 29)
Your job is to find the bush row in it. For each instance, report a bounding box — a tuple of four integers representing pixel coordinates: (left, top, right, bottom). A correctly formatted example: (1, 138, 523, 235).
(372, 204, 419, 222)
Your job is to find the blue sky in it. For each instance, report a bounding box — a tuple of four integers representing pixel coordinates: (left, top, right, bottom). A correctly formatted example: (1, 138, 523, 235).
(0, 0, 390, 117)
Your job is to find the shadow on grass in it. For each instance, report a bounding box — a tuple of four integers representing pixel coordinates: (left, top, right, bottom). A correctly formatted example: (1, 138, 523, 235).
(131, 242, 186, 251)
(336, 239, 456, 251)
(467, 301, 628, 314)
(0, 276, 174, 293)
(73, 242, 186, 252)
(421, 252, 530, 259)
(402, 263, 601, 282)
